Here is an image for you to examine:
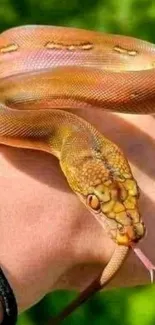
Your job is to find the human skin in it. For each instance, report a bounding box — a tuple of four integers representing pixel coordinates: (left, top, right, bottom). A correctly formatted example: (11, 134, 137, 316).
(0, 108, 155, 315)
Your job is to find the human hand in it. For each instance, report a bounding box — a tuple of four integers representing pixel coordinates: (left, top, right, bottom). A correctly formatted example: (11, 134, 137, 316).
(0, 108, 154, 314)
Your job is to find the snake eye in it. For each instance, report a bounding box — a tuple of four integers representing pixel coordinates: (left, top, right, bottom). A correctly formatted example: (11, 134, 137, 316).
(86, 194, 100, 211)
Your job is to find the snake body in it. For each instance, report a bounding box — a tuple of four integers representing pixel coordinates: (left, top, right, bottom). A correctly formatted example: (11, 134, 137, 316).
(0, 25, 154, 321)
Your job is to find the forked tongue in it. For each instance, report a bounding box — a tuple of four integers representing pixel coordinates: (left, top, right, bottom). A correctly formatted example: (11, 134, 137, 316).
(130, 243, 155, 283)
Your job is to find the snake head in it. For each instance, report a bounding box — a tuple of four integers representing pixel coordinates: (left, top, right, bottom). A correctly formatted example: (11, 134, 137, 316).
(84, 177, 145, 246)
(72, 148, 145, 247)
(62, 132, 145, 246)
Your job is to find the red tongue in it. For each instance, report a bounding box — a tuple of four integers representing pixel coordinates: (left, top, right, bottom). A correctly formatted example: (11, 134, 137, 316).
(130, 243, 155, 283)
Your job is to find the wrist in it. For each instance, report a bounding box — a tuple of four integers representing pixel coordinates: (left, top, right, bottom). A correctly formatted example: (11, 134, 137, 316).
(0, 268, 17, 325)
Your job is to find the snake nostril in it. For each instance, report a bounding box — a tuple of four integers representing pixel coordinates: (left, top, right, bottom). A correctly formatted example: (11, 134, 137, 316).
(117, 224, 125, 234)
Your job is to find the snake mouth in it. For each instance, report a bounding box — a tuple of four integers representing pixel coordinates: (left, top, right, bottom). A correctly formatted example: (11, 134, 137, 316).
(91, 207, 146, 246)
(114, 220, 146, 246)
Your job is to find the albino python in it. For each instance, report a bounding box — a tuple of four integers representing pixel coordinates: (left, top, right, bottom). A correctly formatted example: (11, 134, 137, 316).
(0, 25, 155, 324)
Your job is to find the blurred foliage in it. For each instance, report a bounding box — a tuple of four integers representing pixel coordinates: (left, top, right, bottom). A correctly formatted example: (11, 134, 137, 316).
(1, 0, 155, 41)
(0, 0, 155, 324)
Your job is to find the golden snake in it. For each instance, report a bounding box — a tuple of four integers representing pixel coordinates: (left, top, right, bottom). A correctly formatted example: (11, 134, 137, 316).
(0, 25, 155, 323)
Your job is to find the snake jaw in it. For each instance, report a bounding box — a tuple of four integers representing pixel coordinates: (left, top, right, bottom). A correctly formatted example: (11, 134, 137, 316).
(115, 221, 146, 246)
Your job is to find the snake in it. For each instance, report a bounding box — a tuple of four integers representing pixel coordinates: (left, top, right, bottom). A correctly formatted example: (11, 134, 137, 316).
(0, 25, 155, 323)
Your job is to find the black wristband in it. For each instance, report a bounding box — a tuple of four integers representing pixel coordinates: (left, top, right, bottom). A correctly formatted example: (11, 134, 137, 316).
(0, 268, 17, 325)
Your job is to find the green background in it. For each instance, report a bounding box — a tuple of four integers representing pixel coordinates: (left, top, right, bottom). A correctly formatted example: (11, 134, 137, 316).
(0, 0, 155, 324)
